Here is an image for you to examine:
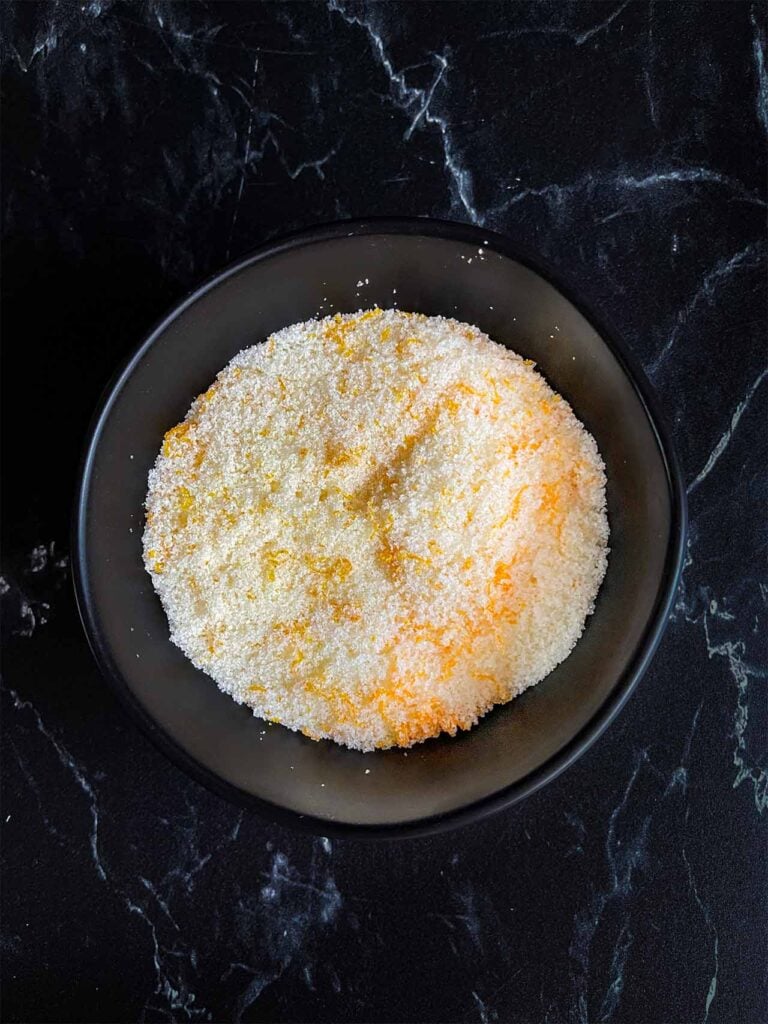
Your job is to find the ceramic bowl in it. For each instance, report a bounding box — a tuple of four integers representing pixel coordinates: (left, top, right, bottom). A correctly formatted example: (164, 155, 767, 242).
(74, 219, 686, 837)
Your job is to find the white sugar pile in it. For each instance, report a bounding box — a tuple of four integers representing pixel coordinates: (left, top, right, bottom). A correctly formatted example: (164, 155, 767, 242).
(143, 309, 608, 750)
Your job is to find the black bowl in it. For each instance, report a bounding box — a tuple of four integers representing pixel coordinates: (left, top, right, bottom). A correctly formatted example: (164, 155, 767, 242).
(74, 219, 686, 838)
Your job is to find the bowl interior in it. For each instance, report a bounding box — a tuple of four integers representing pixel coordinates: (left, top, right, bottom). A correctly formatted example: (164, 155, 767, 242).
(77, 226, 674, 832)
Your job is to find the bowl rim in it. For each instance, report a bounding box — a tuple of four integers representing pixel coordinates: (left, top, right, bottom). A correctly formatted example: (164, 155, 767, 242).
(72, 216, 688, 839)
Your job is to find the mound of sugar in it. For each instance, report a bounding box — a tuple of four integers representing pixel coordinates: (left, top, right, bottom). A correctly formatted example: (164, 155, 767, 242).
(143, 309, 608, 750)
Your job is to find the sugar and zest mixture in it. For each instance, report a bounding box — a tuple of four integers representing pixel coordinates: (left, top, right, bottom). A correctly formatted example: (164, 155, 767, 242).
(143, 309, 608, 751)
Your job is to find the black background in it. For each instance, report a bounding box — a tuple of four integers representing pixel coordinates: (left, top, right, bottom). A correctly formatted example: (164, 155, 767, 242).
(2, 3, 766, 1022)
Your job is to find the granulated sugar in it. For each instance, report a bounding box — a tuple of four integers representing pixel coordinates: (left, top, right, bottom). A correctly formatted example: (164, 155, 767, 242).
(143, 309, 608, 750)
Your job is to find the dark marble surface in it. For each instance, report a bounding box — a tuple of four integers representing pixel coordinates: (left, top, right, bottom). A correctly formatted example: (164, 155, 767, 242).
(2, 2, 766, 1022)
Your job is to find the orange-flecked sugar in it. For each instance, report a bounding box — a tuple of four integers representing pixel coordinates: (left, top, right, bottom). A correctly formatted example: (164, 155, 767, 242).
(143, 309, 609, 751)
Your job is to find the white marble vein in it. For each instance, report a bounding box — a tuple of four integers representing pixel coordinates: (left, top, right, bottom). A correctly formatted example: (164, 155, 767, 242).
(224, 847, 342, 1019)
(682, 849, 719, 1022)
(597, 920, 633, 1022)
(615, 167, 761, 199)
(565, 810, 587, 857)
(574, 1, 632, 46)
(12, 24, 58, 73)
(159, 797, 242, 896)
(569, 749, 650, 1024)
(488, 166, 765, 228)
(643, 68, 658, 129)
(471, 989, 492, 1024)
(670, 543, 766, 819)
(260, 850, 342, 922)
(229, 965, 272, 1023)
(7, 736, 63, 840)
(703, 610, 768, 815)
(282, 144, 339, 181)
(567, 716, 711, 1024)
(644, 2, 659, 129)
(649, 243, 764, 377)
(8, 689, 106, 881)
(126, 802, 244, 1020)
(227, 54, 260, 261)
(140, 876, 181, 932)
(688, 367, 768, 494)
(405, 53, 446, 140)
(4, 689, 262, 1019)
(453, 884, 483, 952)
(327, 1, 479, 222)
(478, 1, 630, 47)
(752, 8, 768, 136)
(125, 897, 205, 1021)
(5, 693, 204, 1017)
(676, 700, 704, 790)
